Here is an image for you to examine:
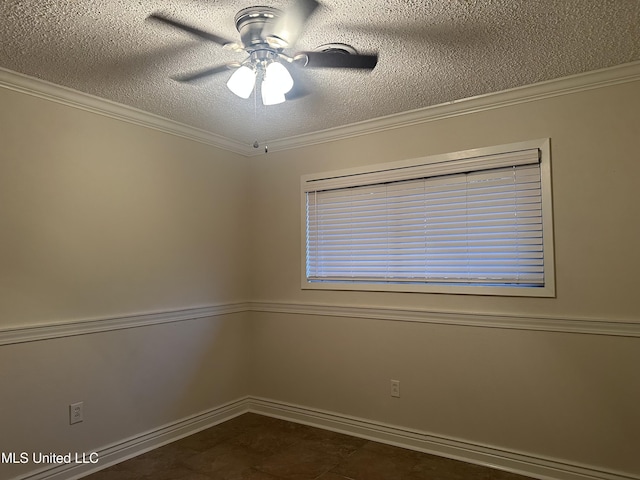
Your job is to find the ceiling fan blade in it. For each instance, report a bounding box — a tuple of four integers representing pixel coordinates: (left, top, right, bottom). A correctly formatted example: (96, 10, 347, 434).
(148, 13, 234, 46)
(285, 76, 312, 101)
(264, 0, 320, 48)
(297, 51, 378, 70)
(172, 64, 235, 83)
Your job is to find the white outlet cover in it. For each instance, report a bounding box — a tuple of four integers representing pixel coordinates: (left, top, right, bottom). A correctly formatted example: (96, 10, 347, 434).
(391, 380, 400, 398)
(70, 402, 83, 424)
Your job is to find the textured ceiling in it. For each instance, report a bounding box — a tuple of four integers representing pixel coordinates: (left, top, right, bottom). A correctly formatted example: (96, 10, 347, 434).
(1, 0, 639, 146)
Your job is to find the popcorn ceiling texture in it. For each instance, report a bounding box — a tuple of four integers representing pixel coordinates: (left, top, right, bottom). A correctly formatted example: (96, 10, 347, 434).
(1, 0, 639, 145)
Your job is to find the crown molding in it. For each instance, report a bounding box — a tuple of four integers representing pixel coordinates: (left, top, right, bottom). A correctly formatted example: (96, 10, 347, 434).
(264, 60, 640, 153)
(2, 61, 640, 157)
(0, 67, 254, 156)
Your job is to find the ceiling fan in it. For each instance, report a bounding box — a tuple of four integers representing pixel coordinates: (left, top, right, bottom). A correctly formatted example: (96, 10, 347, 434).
(148, 0, 378, 105)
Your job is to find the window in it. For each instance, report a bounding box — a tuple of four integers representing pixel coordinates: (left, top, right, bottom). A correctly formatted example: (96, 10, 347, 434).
(301, 139, 554, 296)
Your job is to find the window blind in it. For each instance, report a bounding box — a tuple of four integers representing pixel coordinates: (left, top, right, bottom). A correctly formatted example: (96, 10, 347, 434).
(305, 149, 544, 286)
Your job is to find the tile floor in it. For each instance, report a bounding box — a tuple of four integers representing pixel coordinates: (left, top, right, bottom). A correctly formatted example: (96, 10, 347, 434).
(83, 413, 534, 480)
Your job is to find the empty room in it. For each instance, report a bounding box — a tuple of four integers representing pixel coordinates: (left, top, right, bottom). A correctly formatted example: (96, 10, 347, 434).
(1, 1, 639, 479)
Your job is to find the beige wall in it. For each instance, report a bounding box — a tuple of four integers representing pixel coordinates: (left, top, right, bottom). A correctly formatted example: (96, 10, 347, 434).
(247, 81, 640, 474)
(0, 315, 249, 479)
(0, 87, 250, 478)
(0, 88, 249, 326)
(1, 78, 639, 479)
(248, 81, 640, 321)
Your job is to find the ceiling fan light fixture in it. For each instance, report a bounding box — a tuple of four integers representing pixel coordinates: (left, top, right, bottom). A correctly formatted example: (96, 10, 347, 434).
(226, 65, 256, 99)
(261, 78, 286, 105)
(265, 61, 294, 94)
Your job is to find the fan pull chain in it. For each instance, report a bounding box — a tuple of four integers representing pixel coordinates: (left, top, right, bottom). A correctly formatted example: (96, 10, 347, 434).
(262, 73, 269, 153)
(252, 76, 268, 154)
(253, 80, 259, 150)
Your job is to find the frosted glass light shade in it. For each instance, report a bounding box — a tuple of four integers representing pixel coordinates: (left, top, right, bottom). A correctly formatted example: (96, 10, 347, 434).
(265, 61, 294, 94)
(261, 78, 286, 105)
(227, 66, 256, 99)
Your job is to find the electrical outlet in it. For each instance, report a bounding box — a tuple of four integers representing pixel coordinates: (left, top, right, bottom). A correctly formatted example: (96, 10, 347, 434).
(70, 402, 83, 425)
(391, 379, 400, 398)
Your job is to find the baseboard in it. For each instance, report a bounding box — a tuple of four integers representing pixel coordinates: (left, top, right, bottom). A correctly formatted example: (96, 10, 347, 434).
(16, 396, 637, 480)
(16, 397, 250, 480)
(247, 397, 639, 480)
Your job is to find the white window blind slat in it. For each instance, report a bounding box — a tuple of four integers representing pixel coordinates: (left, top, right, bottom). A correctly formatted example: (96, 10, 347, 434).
(305, 148, 546, 287)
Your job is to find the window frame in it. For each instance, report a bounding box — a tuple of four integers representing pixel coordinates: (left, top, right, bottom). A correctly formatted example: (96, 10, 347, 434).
(300, 139, 555, 297)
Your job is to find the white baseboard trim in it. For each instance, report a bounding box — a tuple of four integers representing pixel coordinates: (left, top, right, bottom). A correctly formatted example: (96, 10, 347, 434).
(247, 397, 639, 480)
(14, 396, 637, 480)
(16, 397, 250, 480)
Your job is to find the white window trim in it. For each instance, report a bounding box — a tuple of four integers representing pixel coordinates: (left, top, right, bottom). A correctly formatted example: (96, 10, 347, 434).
(300, 139, 555, 297)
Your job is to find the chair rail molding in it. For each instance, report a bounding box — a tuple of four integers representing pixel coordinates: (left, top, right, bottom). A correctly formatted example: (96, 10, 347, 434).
(1, 302, 638, 345)
(248, 302, 640, 338)
(0, 303, 250, 346)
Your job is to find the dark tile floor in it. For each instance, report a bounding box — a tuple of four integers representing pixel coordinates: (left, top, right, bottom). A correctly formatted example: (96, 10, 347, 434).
(83, 413, 534, 480)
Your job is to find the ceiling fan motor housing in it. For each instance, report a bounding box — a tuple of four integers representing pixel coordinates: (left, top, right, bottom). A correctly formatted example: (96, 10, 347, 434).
(146, 0, 378, 89)
(234, 7, 281, 49)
